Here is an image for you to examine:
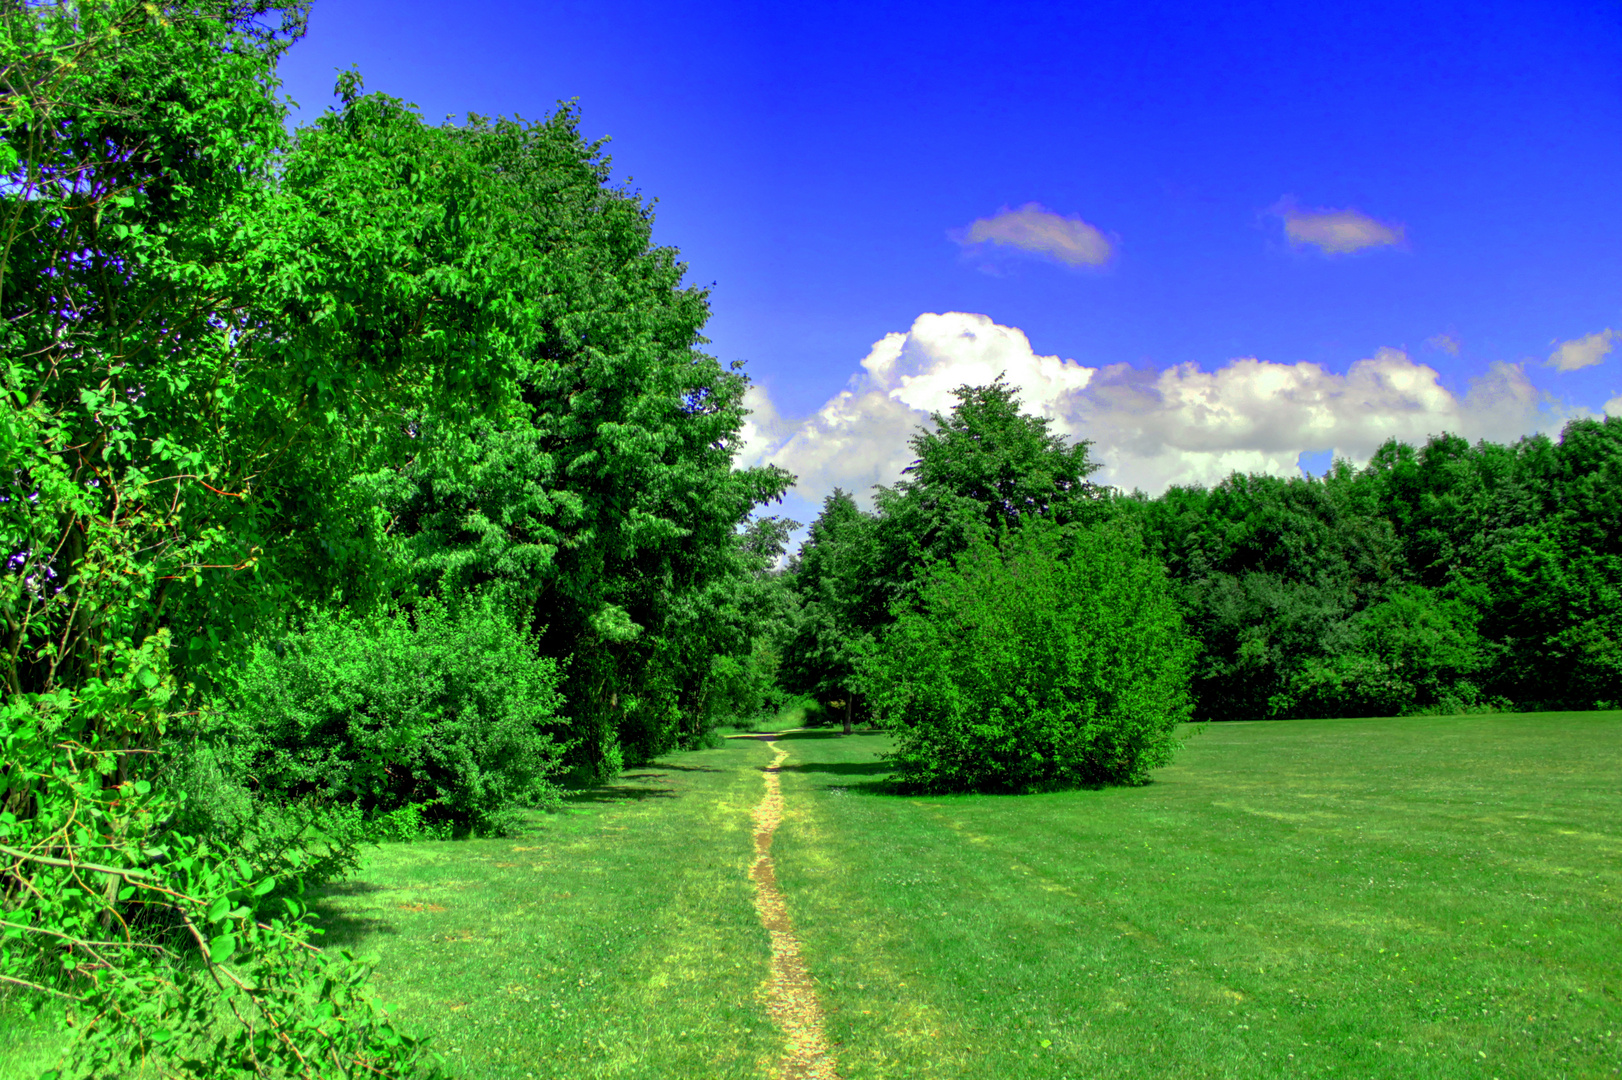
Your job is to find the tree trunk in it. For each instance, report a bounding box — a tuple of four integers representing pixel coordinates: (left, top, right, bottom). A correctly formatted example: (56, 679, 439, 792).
(843, 695, 853, 736)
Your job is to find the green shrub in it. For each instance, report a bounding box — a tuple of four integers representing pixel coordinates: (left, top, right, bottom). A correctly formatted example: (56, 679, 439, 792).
(225, 598, 568, 833)
(0, 641, 440, 1079)
(871, 521, 1196, 792)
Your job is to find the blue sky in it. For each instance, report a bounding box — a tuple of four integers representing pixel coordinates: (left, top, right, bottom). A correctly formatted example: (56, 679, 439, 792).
(278, 0, 1622, 512)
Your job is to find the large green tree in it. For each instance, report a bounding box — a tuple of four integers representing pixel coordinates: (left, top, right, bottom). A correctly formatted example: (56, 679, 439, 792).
(871, 377, 1109, 591)
(871, 520, 1195, 791)
(0, 1, 790, 1071)
(339, 106, 792, 771)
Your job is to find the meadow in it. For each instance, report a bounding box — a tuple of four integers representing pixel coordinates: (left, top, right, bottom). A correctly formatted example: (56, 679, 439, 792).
(6, 710, 1618, 1079)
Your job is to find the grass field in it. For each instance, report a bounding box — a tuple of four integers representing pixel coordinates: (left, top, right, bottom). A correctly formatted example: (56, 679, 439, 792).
(4, 711, 1619, 1078)
(774, 713, 1622, 1079)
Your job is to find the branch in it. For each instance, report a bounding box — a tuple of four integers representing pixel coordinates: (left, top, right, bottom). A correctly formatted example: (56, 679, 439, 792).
(0, 843, 152, 879)
(0, 972, 86, 1002)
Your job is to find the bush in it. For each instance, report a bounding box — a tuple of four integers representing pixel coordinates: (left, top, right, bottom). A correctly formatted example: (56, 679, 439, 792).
(870, 521, 1195, 792)
(0, 640, 440, 1079)
(225, 598, 568, 833)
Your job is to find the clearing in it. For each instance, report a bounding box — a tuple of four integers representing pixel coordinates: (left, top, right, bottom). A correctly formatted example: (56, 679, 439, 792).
(4, 711, 1620, 1078)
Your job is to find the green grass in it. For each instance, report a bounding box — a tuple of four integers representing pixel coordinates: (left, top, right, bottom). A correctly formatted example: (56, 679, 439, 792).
(7, 711, 1619, 1079)
(301, 740, 784, 1079)
(773, 712, 1622, 1079)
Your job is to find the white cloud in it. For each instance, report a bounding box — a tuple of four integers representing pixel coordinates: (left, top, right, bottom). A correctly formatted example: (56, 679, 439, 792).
(1547, 329, 1615, 372)
(1606, 395, 1622, 417)
(950, 203, 1113, 267)
(741, 312, 1561, 504)
(1274, 198, 1405, 255)
(1426, 331, 1461, 356)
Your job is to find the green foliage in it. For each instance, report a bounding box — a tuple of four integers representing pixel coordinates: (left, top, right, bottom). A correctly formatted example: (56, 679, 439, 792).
(871, 522, 1195, 792)
(0, 0, 787, 1068)
(1128, 418, 1622, 719)
(1281, 584, 1494, 718)
(331, 105, 793, 771)
(783, 380, 1113, 734)
(880, 376, 1107, 551)
(779, 490, 875, 725)
(224, 600, 567, 834)
(0, 654, 441, 1079)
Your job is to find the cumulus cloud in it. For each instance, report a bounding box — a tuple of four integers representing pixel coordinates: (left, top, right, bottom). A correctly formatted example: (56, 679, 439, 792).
(1607, 395, 1622, 417)
(1274, 198, 1405, 255)
(740, 312, 1561, 504)
(951, 203, 1113, 267)
(739, 313, 1095, 501)
(1547, 329, 1615, 372)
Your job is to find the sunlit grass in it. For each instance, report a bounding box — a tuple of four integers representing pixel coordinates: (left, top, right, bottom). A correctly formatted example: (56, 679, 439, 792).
(773, 712, 1622, 1078)
(8, 711, 1618, 1079)
(306, 738, 783, 1079)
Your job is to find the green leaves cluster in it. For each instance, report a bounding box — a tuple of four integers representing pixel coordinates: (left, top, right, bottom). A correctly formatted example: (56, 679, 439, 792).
(872, 521, 1194, 792)
(784, 378, 1620, 790)
(1131, 420, 1622, 719)
(782, 380, 1189, 787)
(224, 599, 566, 834)
(1, 648, 434, 1079)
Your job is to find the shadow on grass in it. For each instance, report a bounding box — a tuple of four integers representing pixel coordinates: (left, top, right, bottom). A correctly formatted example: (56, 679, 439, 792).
(764, 729, 860, 742)
(643, 761, 722, 773)
(307, 881, 400, 947)
(783, 761, 892, 777)
(562, 783, 678, 805)
(825, 779, 903, 796)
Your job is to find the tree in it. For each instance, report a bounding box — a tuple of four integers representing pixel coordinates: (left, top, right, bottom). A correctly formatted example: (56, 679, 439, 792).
(872, 376, 1109, 582)
(0, 4, 463, 1074)
(780, 489, 875, 733)
(871, 521, 1195, 792)
(342, 106, 793, 771)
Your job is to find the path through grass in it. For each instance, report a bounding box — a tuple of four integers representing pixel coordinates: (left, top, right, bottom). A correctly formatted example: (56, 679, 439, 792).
(8, 712, 1617, 1079)
(319, 710, 1621, 1079)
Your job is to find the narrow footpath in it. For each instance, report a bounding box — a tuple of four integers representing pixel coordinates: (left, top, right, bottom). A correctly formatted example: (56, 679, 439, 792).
(748, 737, 842, 1080)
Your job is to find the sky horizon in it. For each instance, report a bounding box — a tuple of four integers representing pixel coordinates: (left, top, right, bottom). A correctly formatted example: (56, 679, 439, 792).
(276, 0, 1622, 523)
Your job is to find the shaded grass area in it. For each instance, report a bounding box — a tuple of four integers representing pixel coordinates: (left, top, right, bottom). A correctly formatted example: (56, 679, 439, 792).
(304, 739, 782, 1079)
(772, 712, 1622, 1079)
(0, 740, 785, 1080)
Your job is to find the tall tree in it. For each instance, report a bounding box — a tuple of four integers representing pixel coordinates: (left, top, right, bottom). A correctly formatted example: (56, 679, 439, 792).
(344, 108, 792, 770)
(872, 377, 1109, 590)
(781, 489, 874, 733)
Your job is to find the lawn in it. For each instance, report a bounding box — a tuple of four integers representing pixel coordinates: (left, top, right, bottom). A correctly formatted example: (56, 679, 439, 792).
(774, 713, 1622, 1079)
(5, 711, 1619, 1079)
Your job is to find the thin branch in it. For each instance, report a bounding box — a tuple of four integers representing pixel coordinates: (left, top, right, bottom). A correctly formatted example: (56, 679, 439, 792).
(0, 842, 152, 879)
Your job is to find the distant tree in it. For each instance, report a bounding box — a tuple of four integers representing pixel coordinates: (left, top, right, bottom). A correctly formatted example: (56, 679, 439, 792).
(780, 489, 876, 733)
(871, 378, 1110, 598)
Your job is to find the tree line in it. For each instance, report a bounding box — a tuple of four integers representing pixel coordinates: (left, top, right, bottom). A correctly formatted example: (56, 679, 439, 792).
(775, 379, 1621, 742)
(0, 1, 787, 1074)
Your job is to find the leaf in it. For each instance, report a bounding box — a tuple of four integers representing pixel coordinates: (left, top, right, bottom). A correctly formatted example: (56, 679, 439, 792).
(208, 933, 237, 964)
(252, 876, 277, 896)
(207, 896, 230, 924)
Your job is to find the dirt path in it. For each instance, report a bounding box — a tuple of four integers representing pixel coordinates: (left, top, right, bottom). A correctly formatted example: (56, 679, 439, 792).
(748, 738, 841, 1080)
